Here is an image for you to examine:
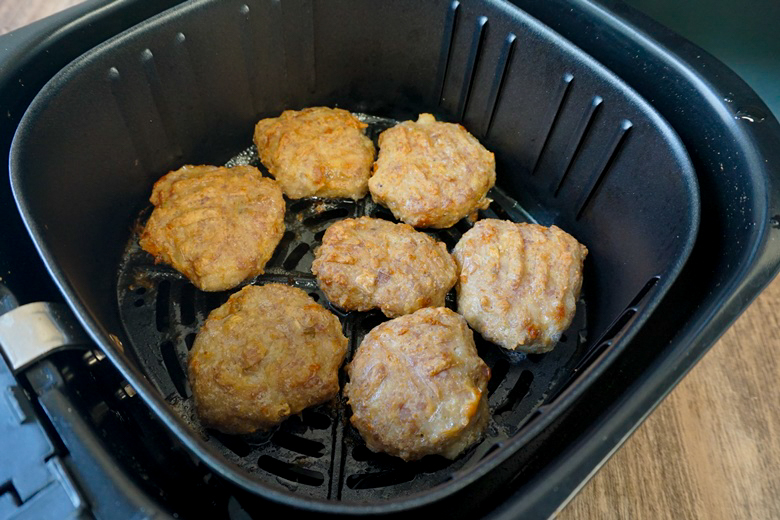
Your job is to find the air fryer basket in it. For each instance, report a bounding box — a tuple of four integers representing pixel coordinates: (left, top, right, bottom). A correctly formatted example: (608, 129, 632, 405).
(9, 0, 698, 514)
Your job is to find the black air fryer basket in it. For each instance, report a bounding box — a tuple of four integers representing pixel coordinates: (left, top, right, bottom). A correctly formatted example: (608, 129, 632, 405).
(1, 0, 779, 518)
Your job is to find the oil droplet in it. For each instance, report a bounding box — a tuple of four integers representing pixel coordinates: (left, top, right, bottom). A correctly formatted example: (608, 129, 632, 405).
(735, 106, 767, 123)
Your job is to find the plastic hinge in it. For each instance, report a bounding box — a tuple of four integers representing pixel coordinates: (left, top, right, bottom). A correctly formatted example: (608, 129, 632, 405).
(0, 302, 90, 374)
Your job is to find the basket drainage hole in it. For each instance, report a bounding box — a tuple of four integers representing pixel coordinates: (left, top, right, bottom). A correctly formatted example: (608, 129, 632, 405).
(289, 199, 314, 213)
(134, 287, 147, 295)
(302, 409, 331, 429)
(160, 341, 189, 398)
(156, 280, 171, 332)
(271, 431, 325, 458)
(308, 292, 320, 302)
(268, 231, 296, 267)
(351, 444, 404, 466)
(346, 470, 414, 490)
(369, 206, 396, 221)
(257, 456, 324, 486)
(211, 431, 252, 457)
(185, 333, 197, 351)
(283, 243, 310, 271)
(133, 299, 144, 307)
(487, 358, 510, 396)
(495, 370, 534, 415)
(303, 207, 350, 226)
(180, 283, 196, 325)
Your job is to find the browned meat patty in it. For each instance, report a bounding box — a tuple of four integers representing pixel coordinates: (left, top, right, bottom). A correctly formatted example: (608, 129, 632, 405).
(188, 284, 348, 434)
(345, 307, 491, 461)
(253, 107, 376, 199)
(453, 219, 587, 353)
(139, 164, 285, 292)
(311, 217, 457, 317)
(368, 113, 496, 228)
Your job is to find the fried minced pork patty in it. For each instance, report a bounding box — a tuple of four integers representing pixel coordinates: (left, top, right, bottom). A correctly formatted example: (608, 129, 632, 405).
(253, 107, 376, 199)
(311, 217, 457, 317)
(345, 307, 491, 461)
(453, 219, 587, 353)
(368, 113, 496, 228)
(188, 284, 348, 434)
(139, 165, 285, 292)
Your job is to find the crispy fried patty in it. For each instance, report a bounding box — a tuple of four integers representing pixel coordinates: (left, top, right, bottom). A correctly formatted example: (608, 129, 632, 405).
(254, 107, 376, 200)
(139, 165, 285, 292)
(368, 113, 496, 228)
(188, 284, 348, 434)
(453, 219, 587, 353)
(311, 217, 457, 317)
(345, 307, 491, 461)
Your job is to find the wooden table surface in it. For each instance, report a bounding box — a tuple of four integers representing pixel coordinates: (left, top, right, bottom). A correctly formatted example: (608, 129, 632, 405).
(3, 2, 779, 519)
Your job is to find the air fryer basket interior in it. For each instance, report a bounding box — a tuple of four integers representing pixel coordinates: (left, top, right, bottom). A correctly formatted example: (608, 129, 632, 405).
(10, 0, 698, 513)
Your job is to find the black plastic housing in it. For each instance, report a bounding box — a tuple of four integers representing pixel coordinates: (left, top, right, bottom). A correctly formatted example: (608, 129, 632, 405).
(9, 0, 698, 514)
(4, 0, 779, 517)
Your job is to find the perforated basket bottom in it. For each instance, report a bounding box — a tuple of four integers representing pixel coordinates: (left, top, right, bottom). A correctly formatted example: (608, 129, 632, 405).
(116, 115, 587, 503)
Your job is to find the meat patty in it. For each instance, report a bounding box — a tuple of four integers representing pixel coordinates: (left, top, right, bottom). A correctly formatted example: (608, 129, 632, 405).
(453, 219, 587, 353)
(140, 164, 285, 292)
(253, 107, 376, 200)
(345, 307, 491, 461)
(311, 217, 457, 317)
(368, 113, 496, 228)
(188, 284, 348, 434)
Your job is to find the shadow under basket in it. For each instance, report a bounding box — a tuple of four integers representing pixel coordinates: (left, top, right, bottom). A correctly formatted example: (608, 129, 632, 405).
(10, 0, 698, 515)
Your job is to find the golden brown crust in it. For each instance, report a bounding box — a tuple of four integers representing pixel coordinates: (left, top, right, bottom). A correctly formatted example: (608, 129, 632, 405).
(453, 219, 587, 353)
(344, 307, 491, 461)
(188, 284, 348, 434)
(368, 113, 496, 228)
(311, 217, 457, 317)
(139, 164, 285, 292)
(253, 107, 376, 199)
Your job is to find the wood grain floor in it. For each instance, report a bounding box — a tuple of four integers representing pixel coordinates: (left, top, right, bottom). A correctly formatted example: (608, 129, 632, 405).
(2, 2, 779, 519)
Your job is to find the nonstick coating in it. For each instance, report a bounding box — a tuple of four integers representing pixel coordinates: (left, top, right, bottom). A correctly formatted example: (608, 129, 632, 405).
(10, 0, 698, 513)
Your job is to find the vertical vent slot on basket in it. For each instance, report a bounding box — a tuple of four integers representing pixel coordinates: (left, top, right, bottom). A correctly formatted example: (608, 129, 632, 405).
(457, 15, 489, 121)
(437, 0, 461, 104)
(531, 72, 574, 175)
(576, 119, 633, 219)
(140, 48, 182, 159)
(554, 95, 603, 195)
(628, 275, 660, 308)
(482, 32, 516, 137)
